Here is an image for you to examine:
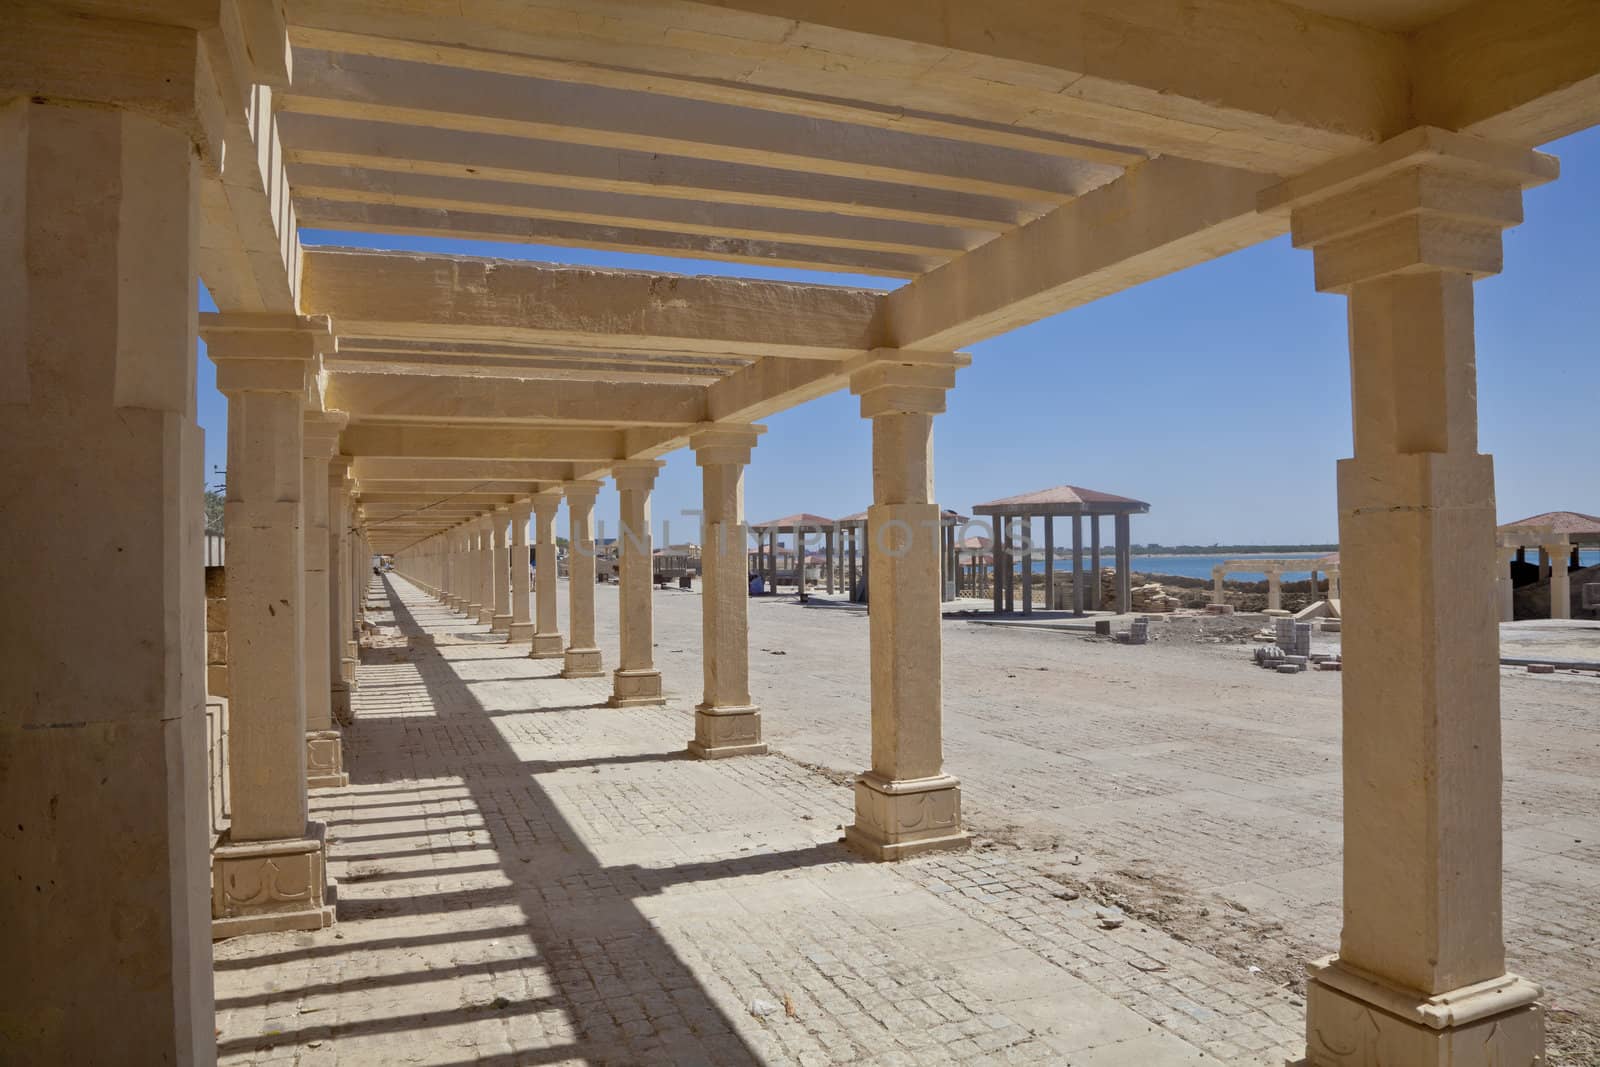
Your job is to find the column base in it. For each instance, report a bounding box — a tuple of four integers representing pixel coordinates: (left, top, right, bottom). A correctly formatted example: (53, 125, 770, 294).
(306, 729, 348, 790)
(491, 613, 512, 633)
(687, 703, 767, 759)
(609, 667, 665, 707)
(508, 621, 535, 641)
(561, 646, 605, 678)
(844, 772, 970, 861)
(345, 639, 358, 662)
(339, 658, 357, 689)
(331, 682, 354, 727)
(1304, 956, 1543, 1067)
(476, 607, 495, 625)
(530, 632, 566, 659)
(212, 822, 336, 939)
(465, 602, 483, 621)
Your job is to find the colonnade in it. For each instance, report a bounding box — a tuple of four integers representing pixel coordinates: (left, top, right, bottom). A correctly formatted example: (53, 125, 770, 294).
(1210, 560, 1342, 612)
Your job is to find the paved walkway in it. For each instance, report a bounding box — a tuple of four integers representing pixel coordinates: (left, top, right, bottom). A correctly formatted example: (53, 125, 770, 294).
(214, 576, 1249, 1065)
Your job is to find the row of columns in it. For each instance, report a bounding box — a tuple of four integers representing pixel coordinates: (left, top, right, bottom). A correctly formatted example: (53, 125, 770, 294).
(988, 515, 1120, 614)
(1498, 540, 1578, 620)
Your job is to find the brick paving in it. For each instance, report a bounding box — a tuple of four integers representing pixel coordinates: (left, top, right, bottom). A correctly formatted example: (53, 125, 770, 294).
(214, 575, 1600, 1065)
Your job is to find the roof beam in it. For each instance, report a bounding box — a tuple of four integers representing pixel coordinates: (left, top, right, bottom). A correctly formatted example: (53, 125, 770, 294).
(299, 248, 885, 360)
(885, 159, 1282, 351)
(341, 423, 622, 461)
(1413, 0, 1600, 148)
(280, 48, 1117, 202)
(278, 114, 1032, 231)
(352, 458, 575, 482)
(296, 199, 935, 277)
(325, 372, 709, 426)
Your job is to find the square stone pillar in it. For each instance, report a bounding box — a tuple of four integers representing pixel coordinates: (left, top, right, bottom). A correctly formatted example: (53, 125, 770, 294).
(530, 492, 567, 658)
(508, 500, 534, 641)
(610, 460, 667, 704)
(0, 76, 223, 1061)
(475, 517, 496, 626)
(327, 458, 355, 721)
(843, 351, 972, 860)
(689, 426, 768, 758)
(1496, 546, 1516, 622)
(303, 412, 349, 790)
(445, 525, 465, 612)
(1544, 541, 1571, 619)
(490, 506, 512, 633)
(562, 482, 606, 677)
(461, 517, 483, 620)
(1262, 126, 1556, 1066)
(203, 314, 338, 939)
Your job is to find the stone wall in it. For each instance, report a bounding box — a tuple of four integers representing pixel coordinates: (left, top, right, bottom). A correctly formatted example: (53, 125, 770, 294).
(204, 565, 230, 837)
(206, 565, 229, 697)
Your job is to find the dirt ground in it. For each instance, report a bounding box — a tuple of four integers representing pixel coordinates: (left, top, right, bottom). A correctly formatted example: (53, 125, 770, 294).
(613, 587, 1600, 1064)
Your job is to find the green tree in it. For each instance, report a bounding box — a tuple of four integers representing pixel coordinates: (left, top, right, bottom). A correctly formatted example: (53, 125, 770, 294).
(204, 488, 225, 534)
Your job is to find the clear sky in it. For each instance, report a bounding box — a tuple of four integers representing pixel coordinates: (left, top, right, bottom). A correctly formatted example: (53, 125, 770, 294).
(198, 127, 1599, 549)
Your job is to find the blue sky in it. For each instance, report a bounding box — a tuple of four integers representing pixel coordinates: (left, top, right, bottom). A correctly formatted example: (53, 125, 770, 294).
(198, 128, 1599, 549)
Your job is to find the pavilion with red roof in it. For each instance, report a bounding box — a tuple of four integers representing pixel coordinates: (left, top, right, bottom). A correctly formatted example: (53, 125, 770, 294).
(971, 485, 1151, 616)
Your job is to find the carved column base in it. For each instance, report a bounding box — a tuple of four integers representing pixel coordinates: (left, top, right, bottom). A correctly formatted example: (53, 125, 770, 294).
(212, 822, 336, 939)
(306, 729, 348, 790)
(609, 667, 665, 707)
(476, 607, 495, 625)
(465, 602, 483, 621)
(339, 658, 357, 690)
(491, 613, 512, 633)
(530, 632, 566, 659)
(688, 704, 767, 759)
(1304, 957, 1543, 1066)
(845, 772, 970, 861)
(446, 596, 463, 612)
(561, 646, 604, 678)
(330, 682, 354, 727)
(508, 621, 535, 642)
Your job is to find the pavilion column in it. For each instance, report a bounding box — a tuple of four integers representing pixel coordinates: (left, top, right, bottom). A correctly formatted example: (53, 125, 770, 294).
(1545, 541, 1570, 620)
(490, 506, 512, 633)
(848, 527, 859, 601)
(1212, 566, 1227, 605)
(844, 351, 971, 860)
(530, 492, 567, 658)
(1328, 565, 1342, 602)
(1089, 516, 1103, 609)
(476, 517, 496, 626)
(1537, 546, 1550, 580)
(204, 315, 337, 939)
(449, 526, 468, 613)
(561, 481, 606, 677)
(303, 413, 349, 790)
(609, 461, 666, 704)
(328, 459, 356, 721)
(826, 526, 837, 594)
(0, 75, 223, 1059)
(1071, 515, 1084, 615)
(1264, 127, 1554, 1065)
(689, 426, 768, 758)
(463, 521, 484, 619)
(768, 527, 779, 590)
(1113, 514, 1132, 612)
(1496, 547, 1516, 622)
(1266, 567, 1284, 612)
(508, 501, 534, 641)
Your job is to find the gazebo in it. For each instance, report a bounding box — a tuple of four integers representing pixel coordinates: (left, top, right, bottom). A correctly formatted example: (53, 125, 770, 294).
(971, 486, 1150, 615)
(749, 513, 835, 594)
(1496, 511, 1600, 620)
(834, 508, 969, 603)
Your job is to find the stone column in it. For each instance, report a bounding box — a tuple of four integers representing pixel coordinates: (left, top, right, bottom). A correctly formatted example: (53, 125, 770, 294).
(204, 314, 337, 938)
(1497, 546, 1516, 623)
(0, 73, 223, 1060)
(530, 492, 566, 658)
(1114, 514, 1132, 612)
(689, 426, 767, 757)
(848, 527, 859, 601)
(767, 527, 779, 590)
(328, 458, 356, 720)
(508, 501, 534, 641)
(1071, 515, 1085, 615)
(1546, 541, 1571, 620)
(1263, 127, 1553, 1064)
(826, 526, 837, 594)
(844, 351, 971, 860)
(1090, 516, 1104, 609)
(1266, 567, 1284, 612)
(303, 412, 349, 790)
(490, 507, 512, 633)
(449, 526, 468, 613)
(1327, 565, 1342, 602)
(463, 517, 485, 620)
(1212, 566, 1227, 605)
(610, 461, 666, 705)
(476, 517, 496, 626)
(561, 482, 606, 677)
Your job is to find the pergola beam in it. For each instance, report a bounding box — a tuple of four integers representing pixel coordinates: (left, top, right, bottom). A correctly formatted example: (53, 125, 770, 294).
(885, 158, 1283, 350)
(324, 372, 710, 427)
(352, 458, 575, 482)
(299, 248, 885, 359)
(340, 423, 622, 461)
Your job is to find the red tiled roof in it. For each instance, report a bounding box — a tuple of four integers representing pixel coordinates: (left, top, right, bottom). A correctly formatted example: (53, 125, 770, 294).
(1499, 511, 1600, 536)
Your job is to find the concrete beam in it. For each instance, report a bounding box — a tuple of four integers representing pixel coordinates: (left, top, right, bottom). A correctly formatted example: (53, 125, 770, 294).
(885, 159, 1282, 350)
(300, 248, 885, 360)
(351, 458, 576, 482)
(340, 423, 622, 461)
(325, 372, 710, 427)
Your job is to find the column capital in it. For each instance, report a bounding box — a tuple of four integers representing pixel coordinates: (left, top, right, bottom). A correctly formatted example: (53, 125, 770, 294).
(847, 350, 971, 418)
(561, 480, 605, 504)
(612, 459, 665, 492)
(303, 410, 348, 459)
(1258, 127, 1557, 293)
(690, 424, 766, 467)
(531, 489, 564, 518)
(328, 455, 353, 482)
(509, 498, 533, 521)
(202, 313, 335, 395)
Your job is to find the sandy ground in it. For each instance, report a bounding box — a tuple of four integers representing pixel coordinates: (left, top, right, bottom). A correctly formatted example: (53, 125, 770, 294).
(615, 584, 1600, 1064)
